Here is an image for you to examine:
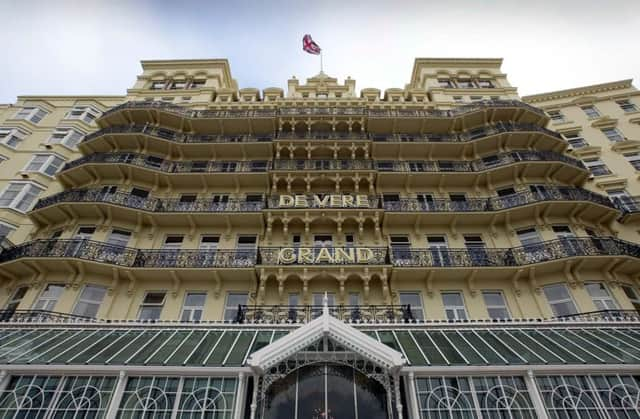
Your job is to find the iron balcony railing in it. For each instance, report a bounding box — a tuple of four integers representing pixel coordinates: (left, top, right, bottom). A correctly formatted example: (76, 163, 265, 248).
(33, 189, 264, 213)
(272, 159, 374, 171)
(234, 304, 415, 323)
(100, 99, 545, 121)
(0, 239, 257, 268)
(612, 196, 640, 215)
(83, 124, 274, 144)
(371, 121, 562, 142)
(391, 237, 640, 267)
(376, 150, 585, 172)
(62, 153, 270, 173)
(553, 309, 640, 322)
(383, 186, 615, 212)
(258, 247, 389, 265)
(0, 309, 96, 323)
(3, 237, 636, 269)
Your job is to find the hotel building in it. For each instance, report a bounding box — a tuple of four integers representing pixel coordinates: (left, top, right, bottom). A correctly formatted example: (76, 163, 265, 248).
(0, 57, 638, 418)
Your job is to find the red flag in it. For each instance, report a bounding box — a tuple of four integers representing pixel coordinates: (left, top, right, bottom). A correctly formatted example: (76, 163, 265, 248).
(302, 34, 322, 55)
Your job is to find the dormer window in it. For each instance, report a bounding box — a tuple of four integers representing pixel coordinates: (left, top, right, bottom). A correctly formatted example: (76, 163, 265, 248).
(66, 106, 100, 124)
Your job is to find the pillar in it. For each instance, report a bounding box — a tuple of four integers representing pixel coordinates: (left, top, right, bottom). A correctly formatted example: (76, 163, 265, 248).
(105, 371, 128, 419)
(525, 370, 549, 419)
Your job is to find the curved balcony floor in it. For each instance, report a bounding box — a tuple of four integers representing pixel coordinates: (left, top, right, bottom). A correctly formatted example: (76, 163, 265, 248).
(58, 153, 271, 189)
(382, 187, 618, 228)
(79, 125, 274, 160)
(30, 189, 265, 229)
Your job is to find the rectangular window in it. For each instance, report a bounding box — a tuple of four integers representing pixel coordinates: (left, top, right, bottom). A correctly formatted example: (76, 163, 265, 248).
(74, 226, 95, 240)
(24, 154, 65, 176)
(624, 152, 640, 171)
(170, 81, 187, 90)
(497, 187, 516, 197)
(181, 292, 206, 321)
(547, 110, 565, 122)
(622, 286, 640, 312)
(477, 80, 494, 88)
(162, 235, 184, 250)
(0, 182, 44, 212)
(236, 235, 257, 252)
(199, 235, 219, 250)
(224, 292, 248, 322)
(562, 131, 587, 148)
(0, 221, 16, 240)
(517, 227, 542, 247)
(399, 292, 424, 320)
(106, 229, 131, 248)
(442, 292, 468, 320)
(4, 286, 28, 312)
(390, 235, 411, 261)
(72, 285, 107, 318)
(33, 284, 65, 311)
(138, 292, 166, 320)
(314, 234, 333, 247)
(428, 235, 450, 266)
(581, 105, 601, 119)
(14, 107, 47, 123)
(150, 81, 166, 90)
(66, 106, 100, 124)
(0, 127, 27, 148)
(543, 284, 578, 317)
(190, 80, 206, 89)
(438, 79, 454, 88)
(583, 158, 611, 176)
(457, 79, 474, 88)
(482, 291, 511, 319)
(616, 99, 638, 113)
(48, 127, 85, 148)
(601, 127, 624, 142)
(585, 282, 617, 310)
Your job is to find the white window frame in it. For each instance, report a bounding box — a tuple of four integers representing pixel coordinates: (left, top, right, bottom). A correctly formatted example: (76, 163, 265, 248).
(14, 107, 48, 123)
(441, 291, 468, 320)
(482, 291, 511, 319)
(516, 227, 542, 247)
(585, 282, 618, 310)
(47, 127, 85, 149)
(180, 292, 206, 321)
(23, 153, 65, 176)
(33, 283, 65, 311)
(223, 292, 248, 322)
(65, 106, 100, 124)
(162, 235, 184, 250)
(5, 286, 28, 311)
(547, 110, 566, 122)
(616, 99, 638, 113)
(0, 127, 28, 149)
(621, 285, 640, 311)
(0, 221, 16, 240)
(543, 283, 578, 317)
(137, 291, 166, 320)
(581, 105, 601, 119)
(399, 291, 424, 320)
(106, 229, 131, 248)
(583, 157, 611, 176)
(72, 284, 107, 318)
(623, 152, 640, 171)
(0, 181, 44, 212)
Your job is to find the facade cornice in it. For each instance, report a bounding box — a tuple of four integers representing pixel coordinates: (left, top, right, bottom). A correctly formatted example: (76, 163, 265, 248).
(523, 79, 635, 103)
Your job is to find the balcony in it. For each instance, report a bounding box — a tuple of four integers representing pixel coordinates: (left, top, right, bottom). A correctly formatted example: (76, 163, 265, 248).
(258, 247, 389, 266)
(376, 150, 588, 189)
(276, 131, 369, 140)
(235, 304, 414, 323)
(0, 239, 257, 269)
(80, 125, 274, 159)
(0, 309, 96, 323)
(382, 186, 618, 226)
(30, 189, 265, 228)
(612, 196, 640, 223)
(97, 101, 277, 133)
(58, 153, 271, 189)
(390, 237, 640, 268)
(553, 309, 640, 322)
(272, 159, 374, 171)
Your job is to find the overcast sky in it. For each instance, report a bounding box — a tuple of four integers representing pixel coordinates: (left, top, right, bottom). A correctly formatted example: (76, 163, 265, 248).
(1, 0, 638, 103)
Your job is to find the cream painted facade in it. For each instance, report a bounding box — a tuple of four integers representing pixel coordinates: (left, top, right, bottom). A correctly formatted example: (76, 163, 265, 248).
(0, 58, 639, 419)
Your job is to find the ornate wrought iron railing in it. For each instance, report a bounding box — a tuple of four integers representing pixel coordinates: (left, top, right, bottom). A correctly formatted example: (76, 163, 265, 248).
(83, 124, 274, 144)
(0, 239, 257, 268)
(33, 189, 264, 213)
(99, 100, 545, 122)
(383, 186, 615, 212)
(371, 121, 562, 142)
(234, 304, 415, 323)
(0, 309, 96, 323)
(391, 237, 640, 267)
(272, 159, 374, 171)
(376, 150, 585, 172)
(61, 153, 270, 173)
(258, 247, 389, 265)
(553, 309, 640, 322)
(612, 196, 640, 215)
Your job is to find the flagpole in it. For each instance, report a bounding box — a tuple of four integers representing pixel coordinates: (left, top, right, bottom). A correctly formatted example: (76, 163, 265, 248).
(320, 52, 323, 73)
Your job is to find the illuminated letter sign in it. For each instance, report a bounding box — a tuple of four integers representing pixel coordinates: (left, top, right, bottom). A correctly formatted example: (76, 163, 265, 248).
(276, 247, 375, 264)
(277, 194, 370, 209)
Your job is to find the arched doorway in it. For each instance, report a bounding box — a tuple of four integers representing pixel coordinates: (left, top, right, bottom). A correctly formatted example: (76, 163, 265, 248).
(262, 363, 388, 419)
